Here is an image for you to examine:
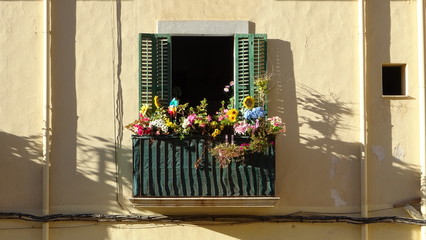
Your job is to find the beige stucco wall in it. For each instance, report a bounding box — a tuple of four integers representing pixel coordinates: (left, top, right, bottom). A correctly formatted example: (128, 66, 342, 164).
(0, 0, 421, 239)
(366, 0, 420, 210)
(0, 1, 43, 215)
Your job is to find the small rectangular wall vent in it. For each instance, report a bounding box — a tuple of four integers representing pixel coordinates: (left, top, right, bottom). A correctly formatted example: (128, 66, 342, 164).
(382, 64, 406, 96)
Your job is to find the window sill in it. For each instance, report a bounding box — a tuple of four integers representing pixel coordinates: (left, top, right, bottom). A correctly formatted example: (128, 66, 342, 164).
(129, 197, 280, 208)
(381, 94, 410, 99)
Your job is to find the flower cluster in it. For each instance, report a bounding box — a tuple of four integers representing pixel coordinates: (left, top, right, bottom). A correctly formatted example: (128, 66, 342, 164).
(223, 81, 234, 93)
(210, 143, 244, 168)
(126, 98, 217, 139)
(126, 74, 285, 167)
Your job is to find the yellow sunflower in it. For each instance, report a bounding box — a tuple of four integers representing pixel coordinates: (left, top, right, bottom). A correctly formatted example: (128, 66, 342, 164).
(212, 129, 221, 138)
(228, 114, 237, 122)
(227, 108, 239, 117)
(243, 96, 255, 109)
(139, 104, 149, 115)
(153, 96, 161, 108)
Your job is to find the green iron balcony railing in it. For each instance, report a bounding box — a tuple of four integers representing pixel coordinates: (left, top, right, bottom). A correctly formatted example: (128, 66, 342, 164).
(132, 135, 276, 198)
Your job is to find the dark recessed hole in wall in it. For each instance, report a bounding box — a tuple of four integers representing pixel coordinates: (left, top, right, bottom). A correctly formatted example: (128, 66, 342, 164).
(382, 64, 406, 96)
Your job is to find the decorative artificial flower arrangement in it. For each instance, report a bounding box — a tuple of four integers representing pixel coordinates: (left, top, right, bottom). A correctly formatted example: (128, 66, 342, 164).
(126, 74, 285, 167)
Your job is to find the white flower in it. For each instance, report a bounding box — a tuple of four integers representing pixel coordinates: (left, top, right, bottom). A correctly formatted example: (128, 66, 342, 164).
(150, 119, 168, 133)
(182, 119, 191, 128)
(268, 116, 283, 126)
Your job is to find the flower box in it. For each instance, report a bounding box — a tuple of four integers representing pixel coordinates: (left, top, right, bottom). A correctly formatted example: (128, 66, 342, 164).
(132, 135, 276, 198)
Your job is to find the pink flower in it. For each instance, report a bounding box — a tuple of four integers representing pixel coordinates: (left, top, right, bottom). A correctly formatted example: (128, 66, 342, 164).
(234, 122, 249, 134)
(239, 143, 250, 150)
(248, 120, 260, 130)
(187, 113, 197, 123)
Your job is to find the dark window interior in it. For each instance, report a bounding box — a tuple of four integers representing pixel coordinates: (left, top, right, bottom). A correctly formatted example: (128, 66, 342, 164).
(382, 65, 405, 96)
(172, 36, 234, 113)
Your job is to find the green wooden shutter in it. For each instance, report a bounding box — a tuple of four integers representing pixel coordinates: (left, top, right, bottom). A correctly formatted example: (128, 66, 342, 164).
(234, 34, 267, 109)
(139, 34, 172, 109)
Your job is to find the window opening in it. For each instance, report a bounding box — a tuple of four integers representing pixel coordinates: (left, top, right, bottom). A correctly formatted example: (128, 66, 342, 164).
(382, 64, 406, 96)
(172, 36, 234, 113)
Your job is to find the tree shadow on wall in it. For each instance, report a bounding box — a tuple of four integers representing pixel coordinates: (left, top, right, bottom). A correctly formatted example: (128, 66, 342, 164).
(297, 84, 356, 156)
(52, 134, 132, 212)
(280, 81, 419, 211)
(0, 130, 132, 215)
(0, 131, 134, 240)
(72, 134, 132, 210)
(0, 131, 43, 214)
(266, 39, 362, 209)
(278, 82, 363, 208)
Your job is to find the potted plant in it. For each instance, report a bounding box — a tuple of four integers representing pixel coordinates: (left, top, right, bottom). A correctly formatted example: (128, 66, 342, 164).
(126, 74, 285, 197)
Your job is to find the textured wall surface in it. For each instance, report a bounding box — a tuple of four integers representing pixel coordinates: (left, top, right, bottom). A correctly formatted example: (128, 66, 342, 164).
(0, 0, 421, 239)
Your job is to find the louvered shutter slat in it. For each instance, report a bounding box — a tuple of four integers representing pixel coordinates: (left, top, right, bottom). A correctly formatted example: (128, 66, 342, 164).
(234, 34, 267, 109)
(139, 34, 154, 108)
(139, 34, 172, 110)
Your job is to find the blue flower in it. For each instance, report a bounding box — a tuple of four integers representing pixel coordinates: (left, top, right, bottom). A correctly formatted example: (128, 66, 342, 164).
(243, 110, 253, 120)
(243, 107, 265, 120)
(252, 107, 265, 119)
